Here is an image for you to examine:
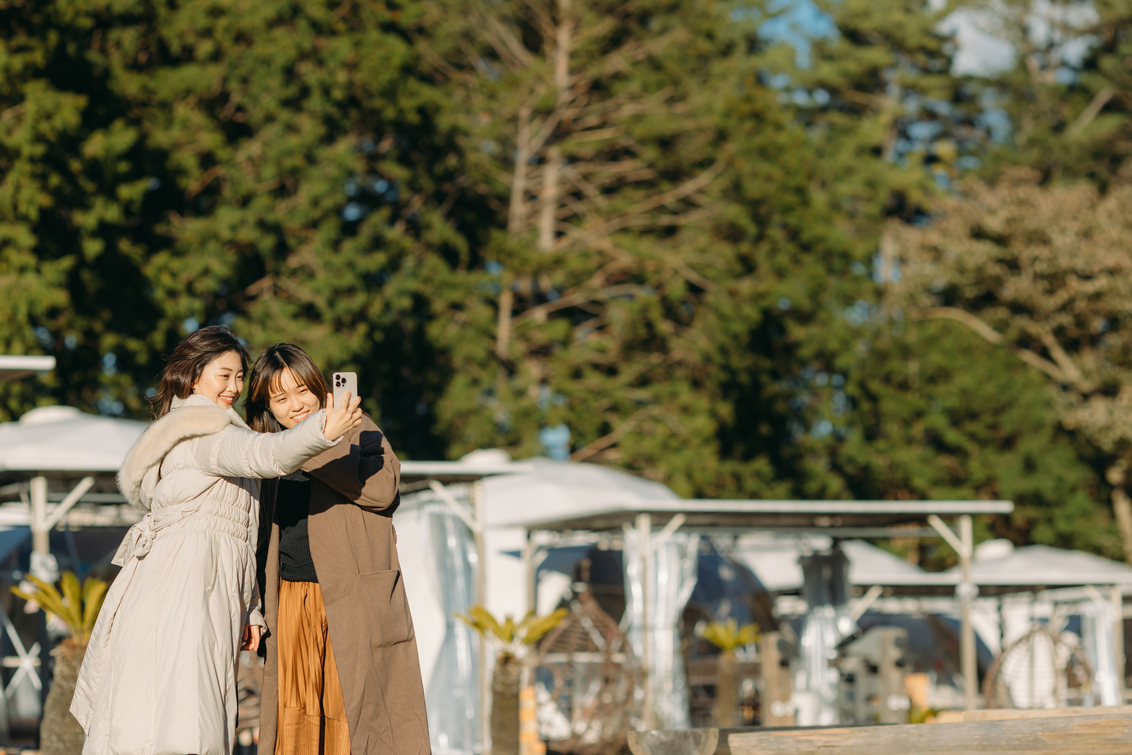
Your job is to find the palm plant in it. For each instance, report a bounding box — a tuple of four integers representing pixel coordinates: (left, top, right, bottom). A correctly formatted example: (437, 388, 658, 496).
(12, 572, 108, 755)
(459, 606, 567, 755)
(701, 619, 759, 727)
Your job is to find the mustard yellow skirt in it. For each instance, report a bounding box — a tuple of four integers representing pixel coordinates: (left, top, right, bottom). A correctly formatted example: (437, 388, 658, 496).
(275, 579, 350, 755)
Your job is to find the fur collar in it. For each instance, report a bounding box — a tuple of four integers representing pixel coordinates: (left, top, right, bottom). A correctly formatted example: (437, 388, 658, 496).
(117, 394, 249, 510)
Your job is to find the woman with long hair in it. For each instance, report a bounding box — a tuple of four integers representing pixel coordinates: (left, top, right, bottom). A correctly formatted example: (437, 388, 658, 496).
(71, 326, 363, 755)
(246, 343, 429, 755)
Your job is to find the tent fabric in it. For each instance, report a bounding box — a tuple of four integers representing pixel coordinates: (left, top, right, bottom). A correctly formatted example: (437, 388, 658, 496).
(623, 528, 698, 730)
(731, 537, 928, 593)
(482, 458, 681, 528)
(945, 544, 1132, 586)
(423, 497, 481, 755)
(0, 406, 145, 473)
(793, 550, 856, 726)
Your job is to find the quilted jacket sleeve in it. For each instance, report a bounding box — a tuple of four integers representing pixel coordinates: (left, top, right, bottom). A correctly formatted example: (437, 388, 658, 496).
(195, 411, 337, 479)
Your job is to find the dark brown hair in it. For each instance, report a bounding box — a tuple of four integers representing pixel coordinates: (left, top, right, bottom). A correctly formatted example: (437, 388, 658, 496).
(151, 325, 250, 418)
(245, 343, 330, 433)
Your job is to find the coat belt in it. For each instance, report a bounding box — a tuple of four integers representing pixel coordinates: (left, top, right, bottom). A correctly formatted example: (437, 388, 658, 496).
(112, 504, 202, 566)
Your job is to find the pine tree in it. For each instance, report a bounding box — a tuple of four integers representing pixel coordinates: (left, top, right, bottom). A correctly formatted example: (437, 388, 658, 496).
(968, 0, 1132, 184)
(101, 0, 481, 455)
(418, 0, 874, 494)
(0, 0, 181, 419)
(1, 0, 480, 457)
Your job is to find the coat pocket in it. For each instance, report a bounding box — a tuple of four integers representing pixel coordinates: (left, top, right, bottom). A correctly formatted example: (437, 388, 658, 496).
(359, 568, 413, 647)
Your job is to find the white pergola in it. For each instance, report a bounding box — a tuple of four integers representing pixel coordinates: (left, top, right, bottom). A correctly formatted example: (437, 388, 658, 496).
(504, 498, 1013, 723)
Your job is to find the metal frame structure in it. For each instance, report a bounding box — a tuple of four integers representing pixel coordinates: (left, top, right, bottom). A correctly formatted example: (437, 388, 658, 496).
(0, 357, 55, 384)
(514, 499, 1013, 718)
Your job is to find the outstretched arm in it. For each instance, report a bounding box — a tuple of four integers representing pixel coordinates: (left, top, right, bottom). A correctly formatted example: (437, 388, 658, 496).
(195, 412, 336, 479)
(301, 415, 401, 512)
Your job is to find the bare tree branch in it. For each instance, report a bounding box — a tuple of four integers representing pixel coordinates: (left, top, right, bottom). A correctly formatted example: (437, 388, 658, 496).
(1069, 87, 1115, 135)
(917, 306, 1073, 386)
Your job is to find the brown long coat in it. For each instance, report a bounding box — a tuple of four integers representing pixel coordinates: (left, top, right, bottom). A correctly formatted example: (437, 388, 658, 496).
(257, 416, 431, 754)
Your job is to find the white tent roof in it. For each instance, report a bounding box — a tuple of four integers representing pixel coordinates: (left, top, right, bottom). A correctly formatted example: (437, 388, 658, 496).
(483, 457, 681, 528)
(0, 406, 145, 474)
(944, 544, 1132, 588)
(731, 537, 931, 592)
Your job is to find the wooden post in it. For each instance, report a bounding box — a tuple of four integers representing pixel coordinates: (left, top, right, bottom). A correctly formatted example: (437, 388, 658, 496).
(758, 632, 793, 727)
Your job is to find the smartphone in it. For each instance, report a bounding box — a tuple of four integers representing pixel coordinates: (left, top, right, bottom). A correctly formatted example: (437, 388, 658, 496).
(332, 371, 358, 408)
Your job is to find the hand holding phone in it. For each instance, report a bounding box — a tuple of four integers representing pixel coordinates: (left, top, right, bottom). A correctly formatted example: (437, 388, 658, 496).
(332, 372, 358, 408)
(322, 372, 362, 441)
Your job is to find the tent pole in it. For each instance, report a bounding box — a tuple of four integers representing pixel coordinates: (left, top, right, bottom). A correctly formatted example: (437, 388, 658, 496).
(28, 475, 53, 711)
(472, 480, 490, 755)
(928, 514, 977, 710)
(523, 534, 536, 615)
(43, 476, 94, 531)
(1114, 585, 1126, 700)
(959, 515, 977, 710)
(30, 476, 48, 565)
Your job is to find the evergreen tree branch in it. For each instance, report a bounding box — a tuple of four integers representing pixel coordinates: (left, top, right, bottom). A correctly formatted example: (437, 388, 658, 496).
(570, 406, 658, 462)
(597, 159, 724, 233)
(511, 283, 649, 325)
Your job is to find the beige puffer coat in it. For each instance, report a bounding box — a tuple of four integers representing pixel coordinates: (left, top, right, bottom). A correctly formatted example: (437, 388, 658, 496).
(71, 393, 337, 755)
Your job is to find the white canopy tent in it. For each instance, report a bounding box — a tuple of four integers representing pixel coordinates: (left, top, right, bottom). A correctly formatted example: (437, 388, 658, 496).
(946, 543, 1132, 707)
(0, 406, 147, 559)
(0, 405, 146, 473)
(0, 404, 144, 724)
(855, 541, 1132, 709)
(944, 544, 1132, 591)
(395, 456, 671, 754)
(427, 477, 1014, 733)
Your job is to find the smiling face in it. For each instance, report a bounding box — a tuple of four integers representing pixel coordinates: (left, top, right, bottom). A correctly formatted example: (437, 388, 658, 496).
(267, 367, 323, 429)
(190, 350, 245, 409)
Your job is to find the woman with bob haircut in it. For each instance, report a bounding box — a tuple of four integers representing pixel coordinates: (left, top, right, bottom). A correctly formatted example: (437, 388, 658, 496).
(71, 326, 363, 755)
(246, 343, 429, 755)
